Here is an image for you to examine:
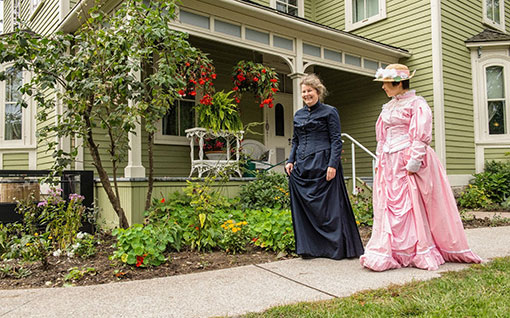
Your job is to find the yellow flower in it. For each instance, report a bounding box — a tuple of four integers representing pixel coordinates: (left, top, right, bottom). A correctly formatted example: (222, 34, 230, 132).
(242, 221, 248, 225)
(227, 220, 233, 224)
(34, 233, 39, 237)
(229, 224, 234, 228)
(26, 243, 31, 246)
(232, 228, 239, 233)
(48, 236, 53, 240)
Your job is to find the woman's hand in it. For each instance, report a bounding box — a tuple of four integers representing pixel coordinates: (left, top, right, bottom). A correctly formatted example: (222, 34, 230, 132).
(285, 163, 294, 176)
(326, 167, 336, 181)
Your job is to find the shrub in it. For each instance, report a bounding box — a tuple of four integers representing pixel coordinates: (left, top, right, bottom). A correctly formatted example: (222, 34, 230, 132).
(349, 187, 373, 226)
(247, 208, 295, 252)
(112, 221, 183, 267)
(458, 184, 494, 209)
(239, 172, 290, 210)
(220, 219, 250, 254)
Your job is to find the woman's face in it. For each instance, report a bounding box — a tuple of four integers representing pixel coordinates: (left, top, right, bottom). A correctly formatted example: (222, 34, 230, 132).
(302, 84, 319, 106)
(382, 82, 405, 97)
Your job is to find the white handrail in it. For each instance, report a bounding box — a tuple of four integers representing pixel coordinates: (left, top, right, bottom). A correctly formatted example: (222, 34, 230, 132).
(341, 133, 376, 195)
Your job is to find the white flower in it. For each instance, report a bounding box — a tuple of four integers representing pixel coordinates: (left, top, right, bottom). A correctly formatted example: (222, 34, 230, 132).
(76, 232, 87, 240)
(72, 243, 81, 250)
(67, 251, 75, 258)
(52, 249, 62, 257)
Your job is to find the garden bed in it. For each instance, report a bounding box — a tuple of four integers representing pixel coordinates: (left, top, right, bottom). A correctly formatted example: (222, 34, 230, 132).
(0, 218, 506, 290)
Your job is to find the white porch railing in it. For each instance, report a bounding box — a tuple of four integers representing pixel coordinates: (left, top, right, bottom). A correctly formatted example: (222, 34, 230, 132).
(341, 133, 377, 195)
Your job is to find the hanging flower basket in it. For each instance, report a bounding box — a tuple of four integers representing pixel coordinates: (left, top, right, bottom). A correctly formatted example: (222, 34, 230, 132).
(231, 60, 279, 108)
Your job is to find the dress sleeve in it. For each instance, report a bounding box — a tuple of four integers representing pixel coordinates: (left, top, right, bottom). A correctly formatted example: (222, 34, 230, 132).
(287, 116, 298, 164)
(375, 114, 385, 166)
(406, 97, 433, 173)
(327, 107, 343, 169)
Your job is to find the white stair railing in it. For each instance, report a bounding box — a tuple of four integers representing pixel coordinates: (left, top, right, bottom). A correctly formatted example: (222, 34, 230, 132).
(341, 133, 377, 195)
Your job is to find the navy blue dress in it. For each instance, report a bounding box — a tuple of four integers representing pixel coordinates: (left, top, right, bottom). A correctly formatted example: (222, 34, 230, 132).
(288, 102, 364, 260)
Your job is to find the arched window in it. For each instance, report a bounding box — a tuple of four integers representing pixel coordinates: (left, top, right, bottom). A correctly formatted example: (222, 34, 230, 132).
(275, 103, 285, 137)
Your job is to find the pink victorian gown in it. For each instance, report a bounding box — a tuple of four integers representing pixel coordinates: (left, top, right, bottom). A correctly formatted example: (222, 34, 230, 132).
(360, 90, 482, 271)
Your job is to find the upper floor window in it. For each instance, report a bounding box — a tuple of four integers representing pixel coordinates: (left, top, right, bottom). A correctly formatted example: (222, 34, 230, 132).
(483, 0, 505, 32)
(3, 68, 23, 141)
(345, 0, 386, 31)
(486, 65, 507, 135)
(271, 0, 303, 17)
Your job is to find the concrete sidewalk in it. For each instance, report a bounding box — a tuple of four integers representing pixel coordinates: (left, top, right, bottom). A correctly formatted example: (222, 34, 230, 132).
(1, 226, 510, 318)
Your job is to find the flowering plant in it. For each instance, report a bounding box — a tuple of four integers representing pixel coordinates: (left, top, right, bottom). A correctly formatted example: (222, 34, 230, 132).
(220, 219, 250, 254)
(195, 90, 243, 132)
(231, 60, 279, 108)
(204, 137, 226, 152)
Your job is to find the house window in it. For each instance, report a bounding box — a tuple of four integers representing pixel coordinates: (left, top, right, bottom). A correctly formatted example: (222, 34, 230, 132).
(161, 98, 195, 138)
(276, 0, 298, 16)
(271, 0, 303, 17)
(483, 0, 505, 31)
(4, 68, 23, 141)
(345, 0, 386, 31)
(486, 66, 506, 135)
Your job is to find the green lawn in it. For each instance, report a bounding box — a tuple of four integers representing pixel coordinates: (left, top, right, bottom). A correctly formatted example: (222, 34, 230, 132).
(243, 257, 510, 318)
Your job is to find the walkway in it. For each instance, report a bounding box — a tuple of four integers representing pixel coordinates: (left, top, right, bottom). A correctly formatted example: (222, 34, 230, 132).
(1, 226, 510, 318)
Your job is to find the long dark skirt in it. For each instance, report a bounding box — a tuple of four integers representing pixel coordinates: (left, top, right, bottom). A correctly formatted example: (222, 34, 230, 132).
(289, 150, 364, 260)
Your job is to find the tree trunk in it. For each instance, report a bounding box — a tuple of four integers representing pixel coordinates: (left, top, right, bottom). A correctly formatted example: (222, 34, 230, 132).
(145, 131, 154, 211)
(84, 114, 130, 229)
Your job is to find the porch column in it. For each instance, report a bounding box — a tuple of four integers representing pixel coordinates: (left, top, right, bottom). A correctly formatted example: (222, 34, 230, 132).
(289, 72, 306, 114)
(124, 120, 146, 178)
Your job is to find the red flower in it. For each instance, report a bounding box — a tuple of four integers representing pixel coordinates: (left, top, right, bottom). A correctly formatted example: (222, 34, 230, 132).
(262, 69, 266, 73)
(253, 77, 259, 82)
(178, 89, 186, 96)
(135, 255, 145, 267)
(161, 198, 165, 203)
(252, 238, 258, 242)
(190, 91, 197, 96)
(271, 87, 278, 93)
(237, 74, 246, 81)
(232, 86, 239, 91)
(185, 62, 190, 67)
(270, 78, 278, 83)
(199, 78, 206, 85)
(212, 74, 217, 79)
(235, 97, 240, 103)
(195, 226, 199, 230)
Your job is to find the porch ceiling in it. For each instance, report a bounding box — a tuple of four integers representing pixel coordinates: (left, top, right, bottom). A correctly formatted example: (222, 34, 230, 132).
(172, 0, 410, 77)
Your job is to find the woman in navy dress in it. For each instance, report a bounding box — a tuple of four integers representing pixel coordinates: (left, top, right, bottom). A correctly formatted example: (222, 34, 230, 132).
(285, 74, 364, 260)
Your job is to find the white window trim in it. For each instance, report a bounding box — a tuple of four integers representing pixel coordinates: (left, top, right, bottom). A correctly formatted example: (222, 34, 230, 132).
(0, 65, 36, 150)
(270, 0, 304, 18)
(345, 0, 387, 32)
(475, 56, 510, 144)
(154, 97, 197, 146)
(482, 0, 506, 32)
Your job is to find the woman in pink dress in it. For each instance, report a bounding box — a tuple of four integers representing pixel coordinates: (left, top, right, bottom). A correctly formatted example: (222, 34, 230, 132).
(360, 64, 482, 271)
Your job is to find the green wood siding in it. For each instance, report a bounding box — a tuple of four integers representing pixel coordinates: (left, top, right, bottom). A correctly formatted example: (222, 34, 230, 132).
(251, 0, 270, 7)
(484, 148, 510, 162)
(304, 0, 314, 20)
(19, 0, 60, 36)
(317, 66, 384, 177)
(441, 0, 483, 175)
(315, 0, 344, 29)
(3, 0, 12, 33)
(2, 153, 29, 169)
(36, 92, 57, 169)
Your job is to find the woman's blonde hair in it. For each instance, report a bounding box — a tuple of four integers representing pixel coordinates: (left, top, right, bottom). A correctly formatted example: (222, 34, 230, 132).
(300, 73, 328, 101)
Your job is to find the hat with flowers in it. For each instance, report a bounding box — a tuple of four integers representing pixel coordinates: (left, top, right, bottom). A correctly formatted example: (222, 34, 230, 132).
(374, 63, 416, 82)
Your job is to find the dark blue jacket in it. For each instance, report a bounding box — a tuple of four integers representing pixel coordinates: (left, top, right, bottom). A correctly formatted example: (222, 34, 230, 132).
(287, 102, 343, 169)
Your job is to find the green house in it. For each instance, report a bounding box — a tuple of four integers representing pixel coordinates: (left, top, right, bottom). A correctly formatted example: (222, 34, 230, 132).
(1, 0, 510, 226)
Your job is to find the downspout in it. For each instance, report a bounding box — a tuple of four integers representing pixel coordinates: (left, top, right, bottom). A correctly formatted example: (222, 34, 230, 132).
(431, 0, 446, 167)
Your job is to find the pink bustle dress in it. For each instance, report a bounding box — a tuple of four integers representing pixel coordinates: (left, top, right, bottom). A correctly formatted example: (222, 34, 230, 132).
(360, 90, 482, 271)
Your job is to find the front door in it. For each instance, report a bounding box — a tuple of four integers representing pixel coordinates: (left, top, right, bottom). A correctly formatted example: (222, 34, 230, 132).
(264, 93, 294, 173)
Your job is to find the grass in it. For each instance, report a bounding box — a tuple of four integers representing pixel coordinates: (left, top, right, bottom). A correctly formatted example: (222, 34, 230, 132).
(243, 256, 510, 318)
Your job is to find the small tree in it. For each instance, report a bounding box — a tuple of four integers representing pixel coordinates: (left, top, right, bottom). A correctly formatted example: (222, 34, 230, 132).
(0, 0, 214, 227)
